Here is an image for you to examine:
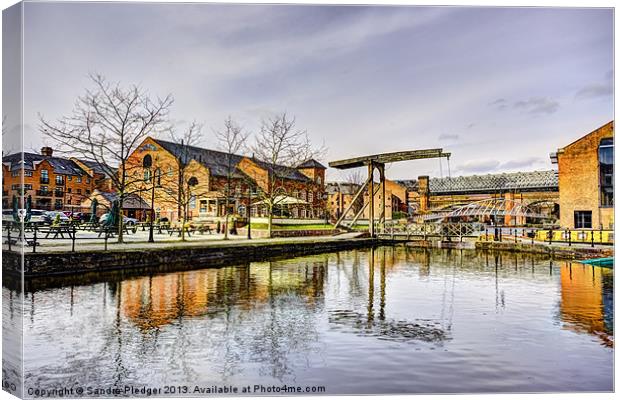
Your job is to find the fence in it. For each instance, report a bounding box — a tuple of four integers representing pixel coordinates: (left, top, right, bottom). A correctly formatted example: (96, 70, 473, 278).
(478, 227, 614, 247)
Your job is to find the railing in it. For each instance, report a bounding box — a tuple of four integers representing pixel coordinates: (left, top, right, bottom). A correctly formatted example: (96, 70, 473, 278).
(36, 190, 53, 197)
(477, 227, 614, 246)
(54, 190, 64, 197)
(40, 178, 49, 184)
(378, 222, 485, 240)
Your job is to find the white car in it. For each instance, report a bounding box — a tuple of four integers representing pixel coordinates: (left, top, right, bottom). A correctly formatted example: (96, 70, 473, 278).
(2, 209, 47, 224)
(99, 213, 138, 225)
(44, 211, 70, 224)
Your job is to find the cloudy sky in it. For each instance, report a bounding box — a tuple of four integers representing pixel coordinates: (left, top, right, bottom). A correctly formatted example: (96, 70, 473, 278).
(3, 2, 614, 180)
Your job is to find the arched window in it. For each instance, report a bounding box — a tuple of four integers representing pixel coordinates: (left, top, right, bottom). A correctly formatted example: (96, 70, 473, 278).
(188, 176, 199, 187)
(142, 154, 153, 168)
(599, 138, 613, 207)
(155, 168, 162, 186)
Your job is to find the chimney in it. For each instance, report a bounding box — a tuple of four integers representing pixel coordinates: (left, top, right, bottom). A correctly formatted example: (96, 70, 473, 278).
(41, 147, 53, 157)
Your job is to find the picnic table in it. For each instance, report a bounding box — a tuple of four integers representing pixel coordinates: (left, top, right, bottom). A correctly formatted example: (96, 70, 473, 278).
(43, 224, 75, 239)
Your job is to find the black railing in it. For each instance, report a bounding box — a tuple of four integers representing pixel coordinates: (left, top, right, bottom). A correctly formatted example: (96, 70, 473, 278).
(36, 190, 53, 197)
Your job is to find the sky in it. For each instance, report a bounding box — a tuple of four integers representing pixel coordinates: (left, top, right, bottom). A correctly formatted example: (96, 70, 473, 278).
(2, 2, 614, 181)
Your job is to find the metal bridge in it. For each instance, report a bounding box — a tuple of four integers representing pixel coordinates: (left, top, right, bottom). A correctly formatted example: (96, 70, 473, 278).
(376, 222, 485, 241)
(422, 198, 551, 222)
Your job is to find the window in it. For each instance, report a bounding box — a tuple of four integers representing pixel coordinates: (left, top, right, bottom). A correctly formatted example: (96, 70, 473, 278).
(309, 191, 314, 202)
(24, 184, 32, 190)
(67, 188, 72, 193)
(68, 176, 72, 181)
(54, 199, 63, 210)
(86, 189, 91, 195)
(168, 166, 174, 177)
(24, 171, 32, 177)
(155, 168, 162, 186)
(599, 138, 613, 207)
(189, 195, 196, 209)
(87, 178, 91, 184)
(235, 185, 242, 197)
(144, 168, 151, 182)
(40, 169, 49, 183)
(574, 211, 592, 229)
(77, 189, 82, 195)
(55, 175, 64, 185)
(77, 176, 82, 183)
(317, 176, 322, 185)
(11, 170, 19, 177)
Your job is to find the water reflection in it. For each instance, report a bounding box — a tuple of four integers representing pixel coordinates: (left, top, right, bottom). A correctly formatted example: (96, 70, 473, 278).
(559, 262, 614, 347)
(5, 246, 614, 393)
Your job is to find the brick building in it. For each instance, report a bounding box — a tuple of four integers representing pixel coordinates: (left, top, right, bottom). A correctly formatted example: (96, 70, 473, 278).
(124, 137, 327, 222)
(551, 121, 614, 230)
(326, 182, 361, 220)
(2, 147, 107, 211)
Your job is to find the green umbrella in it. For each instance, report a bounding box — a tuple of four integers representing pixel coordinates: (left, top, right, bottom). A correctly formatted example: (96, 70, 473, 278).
(11, 195, 19, 223)
(24, 195, 32, 223)
(90, 198, 99, 224)
(108, 199, 119, 227)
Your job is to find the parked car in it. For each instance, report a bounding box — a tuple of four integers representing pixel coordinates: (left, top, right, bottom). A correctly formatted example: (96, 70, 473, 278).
(43, 211, 70, 224)
(99, 213, 138, 226)
(2, 209, 47, 224)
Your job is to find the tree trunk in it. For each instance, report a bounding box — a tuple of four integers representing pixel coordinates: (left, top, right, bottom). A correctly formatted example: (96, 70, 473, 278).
(267, 202, 273, 238)
(117, 196, 124, 243)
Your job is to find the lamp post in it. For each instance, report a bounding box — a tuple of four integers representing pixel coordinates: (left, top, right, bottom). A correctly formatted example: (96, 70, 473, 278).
(148, 160, 160, 243)
(247, 185, 252, 240)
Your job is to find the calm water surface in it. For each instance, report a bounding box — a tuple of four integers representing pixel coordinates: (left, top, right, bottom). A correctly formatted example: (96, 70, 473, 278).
(4, 247, 614, 394)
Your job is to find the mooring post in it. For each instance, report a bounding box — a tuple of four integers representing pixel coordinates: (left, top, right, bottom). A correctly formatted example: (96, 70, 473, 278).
(531, 230, 534, 245)
(72, 225, 77, 252)
(568, 229, 571, 246)
(591, 231, 594, 248)
(104, 231, 108, 251)
(548, 229, 553, 245)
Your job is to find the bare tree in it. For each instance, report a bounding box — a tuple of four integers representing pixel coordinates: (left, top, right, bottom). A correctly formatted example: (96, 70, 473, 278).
(161, 121, 210, 241)
(214, 116, 249, 240)
(39, 73, 173, 242)
(249, 113, 325, 238)
(345, 170, 365, 217)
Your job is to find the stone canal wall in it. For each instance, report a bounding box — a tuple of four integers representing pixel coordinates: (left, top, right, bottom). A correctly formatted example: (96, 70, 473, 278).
(3, 238, 378, 277)
(475, 241, 613, 260)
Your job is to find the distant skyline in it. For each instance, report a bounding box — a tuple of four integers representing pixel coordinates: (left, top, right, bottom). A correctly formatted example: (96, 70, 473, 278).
(3, 2, 614, 181)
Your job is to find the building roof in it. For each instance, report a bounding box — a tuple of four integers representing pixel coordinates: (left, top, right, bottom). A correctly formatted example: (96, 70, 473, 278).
(152, 138, 311, 182)
(297, 159, 327, 169)
(74, 159, 111, 176)
(98, 191, 150, 209)
(399, 170, 558, 194)
(3, 152, 88, 176)
(326, 182, 361, 195)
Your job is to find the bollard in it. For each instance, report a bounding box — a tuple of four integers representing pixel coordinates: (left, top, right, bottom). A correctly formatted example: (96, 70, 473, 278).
(104, 232, 108, 251)
(548, 229, 553, 245)
(33, 227, 37, 253)
(72, 225, 77, 252)
(591, 231, 595, 248)
(568, 229, 571, 247)
(485, 228, 488, 241)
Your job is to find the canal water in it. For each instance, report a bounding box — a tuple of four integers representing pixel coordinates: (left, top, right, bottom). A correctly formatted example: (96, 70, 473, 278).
(4, 246, 614, 394)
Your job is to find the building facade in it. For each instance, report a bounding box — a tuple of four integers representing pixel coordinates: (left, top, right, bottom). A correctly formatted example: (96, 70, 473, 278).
(551, 121, 614, 230)
(326, 182, 362, 221)
(2, 147, 106, 211)
(123, 137, 327, 222)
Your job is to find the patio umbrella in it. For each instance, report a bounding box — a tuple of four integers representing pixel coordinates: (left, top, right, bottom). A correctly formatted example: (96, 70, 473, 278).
(90, 198, 98, 223)
(11, 195, 19, 223)
(24, 195, 32, 223)
(251, 195, 309, 206)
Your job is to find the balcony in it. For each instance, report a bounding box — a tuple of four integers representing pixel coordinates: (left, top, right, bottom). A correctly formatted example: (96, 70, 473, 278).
(40, 178, 50, 184)
(36, 190, 53, 197)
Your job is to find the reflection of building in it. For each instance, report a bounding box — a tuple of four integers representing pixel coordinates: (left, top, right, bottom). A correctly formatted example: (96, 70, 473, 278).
(2, 147, 111, 210)
(120, 260, 326, 330)
(559, 263, 613, 347)
(551, 121, 614, 229)
(397, 171, 559, 225)
(124, 137, 326, 222)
